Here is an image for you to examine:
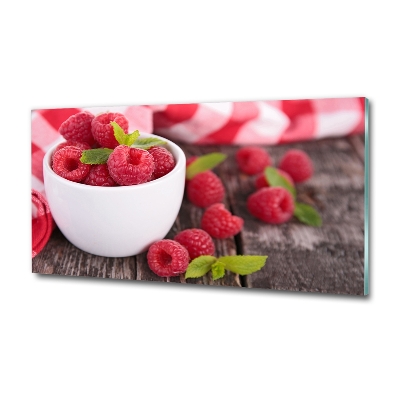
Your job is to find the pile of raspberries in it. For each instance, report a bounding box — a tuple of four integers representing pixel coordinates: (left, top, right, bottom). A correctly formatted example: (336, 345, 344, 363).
(147, 146, 313, 278)
(52, 111, 175, 186)
(236, 146, 313, 224)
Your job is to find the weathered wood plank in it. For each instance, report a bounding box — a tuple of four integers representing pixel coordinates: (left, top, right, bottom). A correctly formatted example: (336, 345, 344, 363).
(246, 244, 364, 294)
(32, 136, 365, 294)
(32, 228, 136, 280)
(348, 135, 365, 163)
(218, 137, 365, 295)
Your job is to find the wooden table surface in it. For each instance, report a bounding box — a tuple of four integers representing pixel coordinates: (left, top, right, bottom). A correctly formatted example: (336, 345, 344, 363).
(32, 135, 366, 295)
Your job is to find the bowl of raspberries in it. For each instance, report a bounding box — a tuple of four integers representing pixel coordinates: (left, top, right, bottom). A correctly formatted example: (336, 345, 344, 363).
(43, 110, 186, 257)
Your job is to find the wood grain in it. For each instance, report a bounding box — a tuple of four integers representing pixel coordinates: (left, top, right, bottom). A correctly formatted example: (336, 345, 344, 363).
(32, 136, 365, 295)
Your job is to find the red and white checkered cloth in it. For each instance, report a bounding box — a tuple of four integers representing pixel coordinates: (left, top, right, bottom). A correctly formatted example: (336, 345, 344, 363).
(31, 98, 365, 257)
(150, 97, 365, 144)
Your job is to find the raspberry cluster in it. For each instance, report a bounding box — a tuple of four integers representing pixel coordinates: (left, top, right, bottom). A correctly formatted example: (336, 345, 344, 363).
(52, 111, 175, 186)
(235, 146, 314, 224)
(147, 228, 216, 277)
(147, 152, 246, 278)
(184, 153, 244, 239)
(147, 203, 244, 277)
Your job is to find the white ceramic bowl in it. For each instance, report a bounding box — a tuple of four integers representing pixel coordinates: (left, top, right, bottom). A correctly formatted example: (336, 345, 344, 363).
(43, 133, 186, 257)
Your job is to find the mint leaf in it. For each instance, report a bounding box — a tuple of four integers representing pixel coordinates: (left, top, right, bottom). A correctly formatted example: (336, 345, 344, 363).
(80, 148, 113, 164)
(265, 166, 296, 198)
(186, 152, 227, 180)
(218, 255, 267, 275)
(111, 121, 129, 144)
(111, 121, 140, 146)
(185, 255, 217, 279)
(211, 261, 225, 280)
(294, 202, 322, 227)
(132, 137, 167, 150)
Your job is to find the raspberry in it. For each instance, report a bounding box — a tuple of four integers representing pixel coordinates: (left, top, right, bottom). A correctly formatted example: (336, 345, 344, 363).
(107, 145, 155, 186)
(52, 141, 92, 163)
(148, 146, 175, 180)
(91, 112, 129, 149)
(58, 111, 95, 145)
(186, 171, 225, 208)
(201, 203, 244, 239)
(147, 239, 190, 277)
(247, 187, 294, 224)
(52, 146, 90, 183)
(278, 149, 313, 183)
(55, 140, 92, 153)
(255, 168, 294, 190)
(83, 164, 117, 187)
(236, 146, 272, 175)
(174, 228, 215, 260)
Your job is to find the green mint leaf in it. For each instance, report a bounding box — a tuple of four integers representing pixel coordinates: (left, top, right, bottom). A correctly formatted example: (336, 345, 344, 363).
(294, 202, 322, 227)
(80, 148, 113, 164)
(186, 152, 227, 180)
(211, 261, 226, 280)
(185, 255, 217, 279)
(265, 166, 296, 198)
(126, 130, 140, 146)
(218, 255, 267, 275)
(111, 121, 128, 144)
(111, 121, 140, 146)
(132, 137, 167, 150)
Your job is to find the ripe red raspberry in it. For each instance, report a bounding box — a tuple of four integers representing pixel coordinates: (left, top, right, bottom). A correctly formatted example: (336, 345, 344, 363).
(147, 239, 190, 277)
(186, 171, 225, 208)
(52, 141, 92, 163)
(201, 203, 244, 239)
(247, 187, 294, 224)
(91, 112, 129, 149)
(174, 228, 215, 260)
(58, 111, 95, 145)
(278, 149, 313, 183)
(107, 145, 155, 186)
(52, 146, 90, 183)
(255, 168, 294, 190)
(55, 140, 92, 153)
(236, 146, 272, 175)
(83, 164, 118, 187)
(148, 146, 175, 180)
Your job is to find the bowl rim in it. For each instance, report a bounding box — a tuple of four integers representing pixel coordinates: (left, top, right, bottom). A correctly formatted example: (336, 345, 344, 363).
(43, 132, 186, 191)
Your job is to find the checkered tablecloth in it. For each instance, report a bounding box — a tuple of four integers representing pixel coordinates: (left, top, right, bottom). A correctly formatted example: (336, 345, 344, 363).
(31, 98, 365, 256)
(150, 97, 365, 144)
